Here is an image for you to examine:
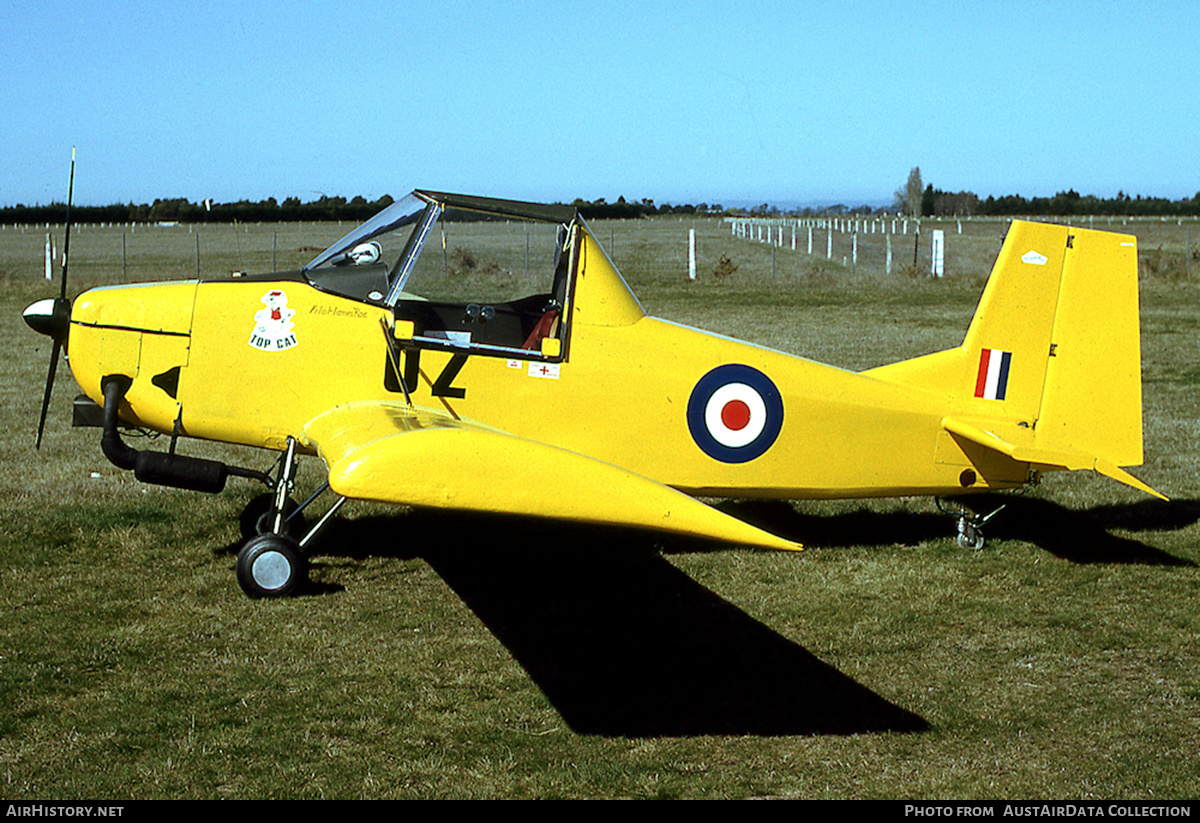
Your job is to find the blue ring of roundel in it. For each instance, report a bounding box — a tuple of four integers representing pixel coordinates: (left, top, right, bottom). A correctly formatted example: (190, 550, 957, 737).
(686, 364, 784, 464)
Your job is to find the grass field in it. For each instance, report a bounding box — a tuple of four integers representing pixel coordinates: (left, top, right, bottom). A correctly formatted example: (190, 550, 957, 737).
(1, 214, 1198, 799)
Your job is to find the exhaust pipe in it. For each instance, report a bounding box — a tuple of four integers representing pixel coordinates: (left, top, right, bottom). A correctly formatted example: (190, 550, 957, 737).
(101, 376, 267, 493)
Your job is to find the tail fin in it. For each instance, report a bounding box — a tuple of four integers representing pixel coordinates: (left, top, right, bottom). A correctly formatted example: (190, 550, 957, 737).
(868, 220, 1158, 497)
(958, 220, 1071, 425)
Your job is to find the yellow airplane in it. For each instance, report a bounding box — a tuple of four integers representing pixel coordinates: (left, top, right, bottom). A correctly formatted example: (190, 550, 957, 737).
(25, 188, 1164, 598)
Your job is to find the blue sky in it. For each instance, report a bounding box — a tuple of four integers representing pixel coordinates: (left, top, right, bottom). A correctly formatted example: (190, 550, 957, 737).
(2, 0, 1197, 208)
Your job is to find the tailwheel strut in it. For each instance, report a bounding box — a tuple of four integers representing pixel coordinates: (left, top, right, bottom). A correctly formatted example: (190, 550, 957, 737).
(939, 499, 1007, 551)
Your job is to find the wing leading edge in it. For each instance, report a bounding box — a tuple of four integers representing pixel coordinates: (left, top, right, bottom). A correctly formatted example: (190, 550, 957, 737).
(302, 403, 801, 551)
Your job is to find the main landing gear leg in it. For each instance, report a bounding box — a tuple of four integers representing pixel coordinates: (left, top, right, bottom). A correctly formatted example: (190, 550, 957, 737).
(237, 437, 307, 598)
(234, 438, 349, 599)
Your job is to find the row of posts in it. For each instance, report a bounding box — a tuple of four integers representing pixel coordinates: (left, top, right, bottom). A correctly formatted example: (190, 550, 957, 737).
(720, 217, 948, 277)
(37, 226, 286, 280)
(727, 215, 954, 239)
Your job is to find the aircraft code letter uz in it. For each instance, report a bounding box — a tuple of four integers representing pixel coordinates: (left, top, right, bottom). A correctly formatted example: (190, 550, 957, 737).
(384, 350, 468, 399)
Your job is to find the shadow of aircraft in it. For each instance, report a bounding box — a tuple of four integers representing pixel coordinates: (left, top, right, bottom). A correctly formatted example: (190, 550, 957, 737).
(718, 496, 1200, 567)
(311, 510, 929, 738)
(210, 486, 1200, 734)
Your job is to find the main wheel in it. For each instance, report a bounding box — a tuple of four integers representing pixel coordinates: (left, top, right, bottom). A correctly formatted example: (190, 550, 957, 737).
(240, 493, 306, 540)
(236, 534, 307, 598)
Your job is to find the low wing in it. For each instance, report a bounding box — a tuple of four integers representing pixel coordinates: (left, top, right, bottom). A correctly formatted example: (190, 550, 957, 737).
(943, 416, 1167, 500)
(302, 402, 801, 551)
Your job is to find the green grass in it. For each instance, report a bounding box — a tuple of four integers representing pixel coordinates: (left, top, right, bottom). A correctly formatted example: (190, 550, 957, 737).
(1, 216, 1199, 798)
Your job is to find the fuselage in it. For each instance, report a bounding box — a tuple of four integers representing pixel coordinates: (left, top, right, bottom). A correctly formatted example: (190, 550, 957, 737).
(30, 193, 1157, 594)
(65, 226, 1022, 502)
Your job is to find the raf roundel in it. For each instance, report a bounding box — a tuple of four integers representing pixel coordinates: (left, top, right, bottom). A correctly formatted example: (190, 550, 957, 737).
(687, 364, 784, 463)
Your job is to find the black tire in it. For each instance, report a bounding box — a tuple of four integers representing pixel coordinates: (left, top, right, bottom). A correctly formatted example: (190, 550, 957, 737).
(956, 522, 985, 551)
(239, 493, 306, 540)
(236, 534, 307, 598)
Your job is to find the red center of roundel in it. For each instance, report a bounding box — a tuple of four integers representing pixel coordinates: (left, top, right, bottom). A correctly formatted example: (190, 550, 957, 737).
(720, 399, 752, 431)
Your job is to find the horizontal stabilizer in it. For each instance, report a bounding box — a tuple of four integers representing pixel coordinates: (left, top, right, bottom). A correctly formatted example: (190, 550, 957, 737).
(943, 417, 1166, 501)
(304, 402, 802, 551)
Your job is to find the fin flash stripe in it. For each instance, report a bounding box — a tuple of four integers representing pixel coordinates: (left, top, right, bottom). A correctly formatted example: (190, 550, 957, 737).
(974, 348, 1012, 400)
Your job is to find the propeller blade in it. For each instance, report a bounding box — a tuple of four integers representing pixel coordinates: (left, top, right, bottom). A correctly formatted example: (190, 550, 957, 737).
(31, 149, 76, 448)
(60, 147, 75, 300)
(36, 339, 62, 450)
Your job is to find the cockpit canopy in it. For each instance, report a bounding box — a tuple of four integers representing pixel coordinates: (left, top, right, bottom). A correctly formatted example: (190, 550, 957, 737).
(303, 190, 579, 360)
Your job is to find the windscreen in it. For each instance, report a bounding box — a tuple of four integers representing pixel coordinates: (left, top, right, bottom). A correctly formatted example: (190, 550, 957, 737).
(303, 193, 430, 272)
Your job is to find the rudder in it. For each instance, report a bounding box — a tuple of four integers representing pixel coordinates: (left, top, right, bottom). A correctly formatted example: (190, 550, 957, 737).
(1037, 225, 1143, 467)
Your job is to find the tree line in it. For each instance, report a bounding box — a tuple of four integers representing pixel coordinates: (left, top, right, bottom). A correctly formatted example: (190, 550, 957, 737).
(4, 185, 1200, 225)
(895, 166, 1200, 218)
(918, 186, 1200, 218)
(0, 194, 398, 225)
(0, 193, 728, 225)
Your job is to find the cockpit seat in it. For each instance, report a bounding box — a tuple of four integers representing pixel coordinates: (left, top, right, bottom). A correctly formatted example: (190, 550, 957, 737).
(521, 305, 559, 350)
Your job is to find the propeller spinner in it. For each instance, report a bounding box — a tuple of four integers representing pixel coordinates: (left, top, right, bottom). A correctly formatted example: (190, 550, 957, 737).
(23, 297, 70, 340)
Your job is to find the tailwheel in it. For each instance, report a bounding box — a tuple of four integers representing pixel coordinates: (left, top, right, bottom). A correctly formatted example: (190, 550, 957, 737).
(956, 517, 986, 551)
(237, 534, 307, 598)
(940, 498, 1007, 551)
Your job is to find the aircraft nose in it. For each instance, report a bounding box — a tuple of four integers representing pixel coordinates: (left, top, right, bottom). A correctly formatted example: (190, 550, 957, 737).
(23, 297, 71, 342)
